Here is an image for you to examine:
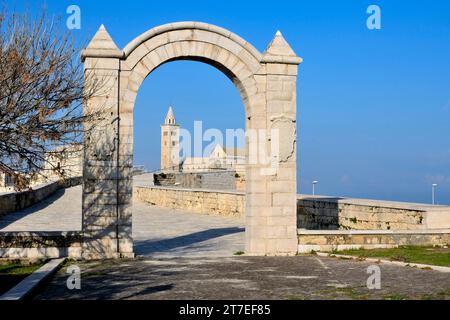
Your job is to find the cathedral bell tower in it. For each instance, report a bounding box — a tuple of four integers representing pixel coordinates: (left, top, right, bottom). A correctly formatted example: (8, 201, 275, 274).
(161, 106, 180, 171)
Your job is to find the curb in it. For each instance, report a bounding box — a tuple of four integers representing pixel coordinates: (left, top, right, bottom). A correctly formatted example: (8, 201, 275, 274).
(316, 252, 450, 273)
(0, 257, 66, 300)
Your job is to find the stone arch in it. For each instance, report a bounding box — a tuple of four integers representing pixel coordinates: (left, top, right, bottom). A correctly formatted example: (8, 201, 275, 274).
(120, 23, 262, 120)
(81, 22, 301, 259)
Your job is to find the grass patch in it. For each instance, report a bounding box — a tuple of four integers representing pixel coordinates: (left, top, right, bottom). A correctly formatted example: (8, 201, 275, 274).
(383, 293, 409, 300)
(336, 246, 450, 267)
(0, 260, 45, 296)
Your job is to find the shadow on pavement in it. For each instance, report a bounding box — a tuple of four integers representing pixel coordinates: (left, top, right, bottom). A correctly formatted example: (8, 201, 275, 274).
(134, 227, 244, 256)
(0, 188, 67, 230)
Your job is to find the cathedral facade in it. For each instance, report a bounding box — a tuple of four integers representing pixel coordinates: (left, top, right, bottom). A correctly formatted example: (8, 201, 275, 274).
(160, 106, 245, 174)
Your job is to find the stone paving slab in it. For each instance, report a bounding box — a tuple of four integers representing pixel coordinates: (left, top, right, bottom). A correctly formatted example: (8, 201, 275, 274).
(34, 256, 450, 300)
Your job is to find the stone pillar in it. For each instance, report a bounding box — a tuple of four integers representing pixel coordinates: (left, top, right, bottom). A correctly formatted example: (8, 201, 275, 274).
(246, 31, 301, 255)
(81, 25, 134, 259)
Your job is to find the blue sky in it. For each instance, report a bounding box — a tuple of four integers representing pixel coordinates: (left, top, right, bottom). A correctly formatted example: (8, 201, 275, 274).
(9, 0, 450, 204)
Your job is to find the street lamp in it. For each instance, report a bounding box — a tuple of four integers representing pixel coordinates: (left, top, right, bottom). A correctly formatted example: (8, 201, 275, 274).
(432, 184, 438, 205)
(312, 180, 318, 196)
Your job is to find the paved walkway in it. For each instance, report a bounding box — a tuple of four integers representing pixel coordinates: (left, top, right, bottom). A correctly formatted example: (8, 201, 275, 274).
(0, 186, 82, 232)
(35, 255, 450, 300)
(0, 184, 245, 258)
(133, 205, 244, 258)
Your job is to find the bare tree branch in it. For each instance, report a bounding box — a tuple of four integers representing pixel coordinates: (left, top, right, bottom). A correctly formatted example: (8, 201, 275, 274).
(0, 6, 102, 190)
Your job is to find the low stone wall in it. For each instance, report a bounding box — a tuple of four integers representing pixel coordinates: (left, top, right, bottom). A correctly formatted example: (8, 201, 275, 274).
(134, 186, 244, 217)
(0, 177, 82, 217)
(134, 187, 450, 231)
(297, 195, 450, 230)
(3, 186, 445, 259)
(154, 171, 239, 191)
(0, 231, 82, 259)
(297, 229, 450, 253)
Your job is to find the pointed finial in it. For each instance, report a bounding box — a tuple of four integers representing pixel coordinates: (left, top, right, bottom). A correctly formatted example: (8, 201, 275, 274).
(81, 24, 122, 61)
(261, 30, 302, 64)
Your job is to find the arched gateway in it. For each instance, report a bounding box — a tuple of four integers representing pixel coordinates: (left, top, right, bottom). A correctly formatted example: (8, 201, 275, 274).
(81, 22, 302, 259)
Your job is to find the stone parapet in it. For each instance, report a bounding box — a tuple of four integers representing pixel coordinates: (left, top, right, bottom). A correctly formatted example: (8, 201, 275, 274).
(297, 195, 450, 230)
(0, 231, 83, 259)
(0, 177, 82, 217)
(134, 187, 450, 231)
(153, 170, 240, 191)
(134, 186, 244, 218)
(297, 229, 450, 253)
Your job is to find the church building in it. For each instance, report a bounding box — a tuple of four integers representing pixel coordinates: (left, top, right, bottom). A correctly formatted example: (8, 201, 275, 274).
(160, 106, 180, 171)
(160, 106, 245, 174)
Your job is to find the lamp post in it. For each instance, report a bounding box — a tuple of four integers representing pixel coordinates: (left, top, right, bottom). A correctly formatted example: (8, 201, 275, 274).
(312, 180, 318, 196)
(432, 184, 438, 205)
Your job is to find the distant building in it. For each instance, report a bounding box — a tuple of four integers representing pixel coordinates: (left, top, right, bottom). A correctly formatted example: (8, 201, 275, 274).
(181, 144, 245, 175)
(0, 144, 82, 193)
(0, 169, 41, 193)
(160, 106, 245, 175)
(43, 144, 83, 180)
(0, 171, 15, 192)
(160, 106, 180, 172)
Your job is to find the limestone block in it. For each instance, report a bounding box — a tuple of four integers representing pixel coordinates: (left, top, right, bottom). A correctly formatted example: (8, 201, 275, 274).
(267, 225, 288, 239)
(84, 223, 131, 239)
(192, 41, 206, 57)
(118, 238, 134, 253)
(168, 29, 194, 43)
(84, 57, 120, 70)
(266, 63, 289, 75)
(124, 44, 152, 70)
(179, 41, 191, 57)
(119, 142, 133, 156)
(203, 42, 214, 59)
(245, 237, 267, 255)
(133, 60, 151, 80)
(223, 50, 240, 70)
(127, 70, 145, 91)
(83, 215, 118, 228)
(217, 35, 243, 57)
(267, 215, 296, 227)
(231, 61, 246, 79)
(83, 164, 118, 180)
(163, 42, 177, 59)
(247, 192, 271, 208)
(237, 49, 261, 73)
(119, 132, 133, 144)
(144, 50, 162, 69)
(271, 238, 298, 255)
(192, 29, 220, 45)
(154, 46, 169, 63)
(272, 193, 296, 207)
(143, 32, 169, 52)
(82, 238, 120, 259)
(82, 204, 117, 218)
(267, 90, 294, 102)
(236, 66, 253, 82)
(216, 48, 231, 66)
(268, 180, 294, 193)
